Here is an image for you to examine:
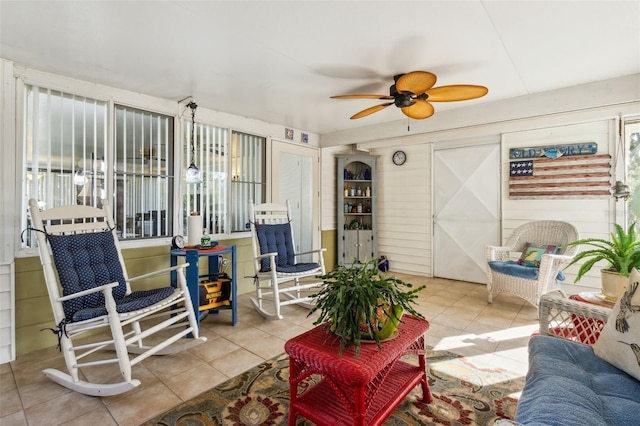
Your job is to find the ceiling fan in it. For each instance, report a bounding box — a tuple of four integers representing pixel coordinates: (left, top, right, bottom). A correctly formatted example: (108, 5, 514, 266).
(331, 71, 488, 120)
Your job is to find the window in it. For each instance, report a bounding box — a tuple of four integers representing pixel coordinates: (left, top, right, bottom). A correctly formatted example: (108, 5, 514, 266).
(182, 125, 266, 235)
(22, 84, 175, 247)
(22, 82, 266, 249)
(114, 105, 174, 239)
(230, 131, 266, 232)
(183, 121, 229, 234)
(626, 119, 640, 225)
(22, 85, 108, 247)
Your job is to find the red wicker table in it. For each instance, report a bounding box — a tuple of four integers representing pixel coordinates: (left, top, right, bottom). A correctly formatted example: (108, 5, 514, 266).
(567, 293, 613, 344)
(284, 315, 431, 426)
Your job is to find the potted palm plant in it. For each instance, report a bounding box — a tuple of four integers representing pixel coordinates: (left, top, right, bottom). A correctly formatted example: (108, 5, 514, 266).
(566, 222, 640, 300)
(308, 258, 425, 355)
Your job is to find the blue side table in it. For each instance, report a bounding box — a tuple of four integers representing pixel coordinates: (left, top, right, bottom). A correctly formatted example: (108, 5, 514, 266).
(170, 245, 237, 328)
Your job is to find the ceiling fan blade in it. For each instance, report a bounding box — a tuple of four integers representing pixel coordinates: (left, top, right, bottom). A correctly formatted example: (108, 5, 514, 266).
(395, 71, 437, 94)
(331, 94, 394, 100)
(401, 100, 435, 120)
(350, 102, 393, 119)
(426, 85, 488, 102)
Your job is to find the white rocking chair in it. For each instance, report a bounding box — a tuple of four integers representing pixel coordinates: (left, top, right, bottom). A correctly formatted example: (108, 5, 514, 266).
(249, 201, 327, 320)
(28, 198, 205, 396)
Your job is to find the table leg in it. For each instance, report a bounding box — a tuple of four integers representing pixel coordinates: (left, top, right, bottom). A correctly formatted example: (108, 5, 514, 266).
(354, 386, 365, 426)
(185, 250, 200, 336)
(288, 357, 298, 426)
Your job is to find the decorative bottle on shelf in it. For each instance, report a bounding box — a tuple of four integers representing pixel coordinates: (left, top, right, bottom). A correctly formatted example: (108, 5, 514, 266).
(364, 168, 371, 180)
(365, 186, 371, 197)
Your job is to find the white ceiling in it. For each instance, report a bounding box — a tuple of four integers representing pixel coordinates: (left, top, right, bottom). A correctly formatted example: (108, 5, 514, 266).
(1, 1, 639, 136)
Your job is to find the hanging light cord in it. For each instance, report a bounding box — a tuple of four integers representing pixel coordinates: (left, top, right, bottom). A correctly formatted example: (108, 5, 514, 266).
(187, 101, 198, 164)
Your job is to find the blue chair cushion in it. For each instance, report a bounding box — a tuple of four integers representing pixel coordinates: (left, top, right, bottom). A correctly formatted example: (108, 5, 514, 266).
(516, 336, 640, 426)
(488, 260, 566, 281)
(48, 231, 175, 322)
(255, 223, 319, 273)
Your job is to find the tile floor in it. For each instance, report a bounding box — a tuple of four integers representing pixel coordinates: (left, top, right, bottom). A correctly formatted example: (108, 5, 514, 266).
(0, 274, 539, 426)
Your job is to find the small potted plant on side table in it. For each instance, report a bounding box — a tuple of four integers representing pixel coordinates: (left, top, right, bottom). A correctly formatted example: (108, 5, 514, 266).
(308, 258, 426, 355)
(566, 222, 640, 301)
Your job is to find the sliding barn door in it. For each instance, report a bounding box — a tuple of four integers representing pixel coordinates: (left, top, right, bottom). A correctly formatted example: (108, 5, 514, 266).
(433, 144, 500, 284)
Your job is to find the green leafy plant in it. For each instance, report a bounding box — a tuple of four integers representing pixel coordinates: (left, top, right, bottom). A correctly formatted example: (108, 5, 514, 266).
(566, 222, 640, 282)
(308, 258, 425, 356)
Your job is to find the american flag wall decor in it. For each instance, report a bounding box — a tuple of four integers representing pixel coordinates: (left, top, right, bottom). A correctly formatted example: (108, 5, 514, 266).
(509, 154, 611, 199)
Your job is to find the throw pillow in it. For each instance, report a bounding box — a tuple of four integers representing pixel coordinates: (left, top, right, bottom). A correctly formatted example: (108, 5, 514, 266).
(517, 243, 559, 267)
(593, 268, 640, 381)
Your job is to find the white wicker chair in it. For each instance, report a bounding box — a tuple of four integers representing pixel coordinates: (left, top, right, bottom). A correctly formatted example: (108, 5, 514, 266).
(538, 292, 611, 345)
(486, 220, 579, 309)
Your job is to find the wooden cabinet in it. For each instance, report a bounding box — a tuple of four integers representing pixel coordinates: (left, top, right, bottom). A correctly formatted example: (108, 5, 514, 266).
(337, 155, 378, 266)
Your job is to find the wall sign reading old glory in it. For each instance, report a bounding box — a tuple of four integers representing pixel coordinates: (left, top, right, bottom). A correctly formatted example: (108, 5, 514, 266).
(509, 142, 597, 159)
(509, 146, 611, 199)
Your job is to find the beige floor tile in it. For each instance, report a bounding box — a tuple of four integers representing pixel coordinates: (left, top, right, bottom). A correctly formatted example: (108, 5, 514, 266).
(142, 350, 208, 381)
(17, 375, 72, 410)
(0, 410, 28, 426)
(61, 407, 119, 426)
(105, 381, 181, 426)
(0, 388, 22, 418)
(209, 347, 265, 378)
(188, 336, 241, 362)
(162, 363, 228, 400)
(23, 391, 104, 426)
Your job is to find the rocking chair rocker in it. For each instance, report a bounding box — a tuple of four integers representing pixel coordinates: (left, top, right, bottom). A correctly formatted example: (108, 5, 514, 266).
(249, 201, 327, 320)
(28, 199, 205, 396)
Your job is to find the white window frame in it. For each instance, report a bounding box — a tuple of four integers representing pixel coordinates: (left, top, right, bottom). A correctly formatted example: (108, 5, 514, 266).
(14, 67, 180, 254)
(14, 67, 270, 255)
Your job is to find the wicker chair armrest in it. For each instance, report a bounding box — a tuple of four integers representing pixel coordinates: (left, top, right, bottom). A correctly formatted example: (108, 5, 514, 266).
(485, 244, 512, 261)
(538, 292, 612, 344)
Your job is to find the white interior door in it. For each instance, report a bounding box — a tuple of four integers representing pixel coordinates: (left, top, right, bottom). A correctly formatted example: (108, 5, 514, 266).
(433, 143, 500, 284)
(272, 141, 319, 261)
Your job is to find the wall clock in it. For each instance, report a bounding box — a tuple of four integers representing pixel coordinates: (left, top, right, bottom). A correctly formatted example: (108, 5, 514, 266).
(392, 150, 407, 166)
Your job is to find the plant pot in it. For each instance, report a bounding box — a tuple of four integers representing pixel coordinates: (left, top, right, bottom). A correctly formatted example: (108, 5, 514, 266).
(601, 268, 629, 301)
(358, 303, 403, 341)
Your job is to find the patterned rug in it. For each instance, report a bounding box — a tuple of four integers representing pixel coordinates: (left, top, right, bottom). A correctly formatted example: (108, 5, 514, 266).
(142, 348, 524, 425)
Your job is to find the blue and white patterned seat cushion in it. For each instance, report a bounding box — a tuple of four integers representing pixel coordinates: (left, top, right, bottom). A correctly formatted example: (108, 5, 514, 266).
(48, 231, 175, 322)
(255, 223, 320, 274)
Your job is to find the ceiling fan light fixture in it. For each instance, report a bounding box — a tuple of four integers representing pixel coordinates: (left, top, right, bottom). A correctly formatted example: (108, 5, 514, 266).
(331, 70, 487, 120)
(185, 100, 202, 184)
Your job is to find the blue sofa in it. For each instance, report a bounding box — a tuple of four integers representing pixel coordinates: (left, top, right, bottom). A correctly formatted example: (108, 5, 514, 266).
(507, 293, 640, 426)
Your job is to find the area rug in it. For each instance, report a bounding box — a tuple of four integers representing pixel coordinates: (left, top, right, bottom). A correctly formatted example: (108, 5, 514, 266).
(142, 348, 524, 425)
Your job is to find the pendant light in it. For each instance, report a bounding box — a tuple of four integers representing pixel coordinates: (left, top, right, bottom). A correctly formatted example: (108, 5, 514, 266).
(185, 100, 202, 184)
(611, 116, 629, 202)
(612, 180, 630, 201)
